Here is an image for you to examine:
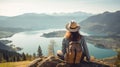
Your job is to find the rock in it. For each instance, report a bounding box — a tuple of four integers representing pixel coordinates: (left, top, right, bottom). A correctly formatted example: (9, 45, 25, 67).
(90, 56, 96, 61)
(37, 55, 63, 67)
(28, 56, 110, 67)
(28, 58, 42, 67)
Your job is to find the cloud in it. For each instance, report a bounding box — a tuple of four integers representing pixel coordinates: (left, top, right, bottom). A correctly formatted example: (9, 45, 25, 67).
(0, 0, 120, 16)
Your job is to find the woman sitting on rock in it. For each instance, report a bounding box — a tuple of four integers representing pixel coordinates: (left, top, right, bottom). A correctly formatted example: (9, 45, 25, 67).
(57, 20, 90, 64)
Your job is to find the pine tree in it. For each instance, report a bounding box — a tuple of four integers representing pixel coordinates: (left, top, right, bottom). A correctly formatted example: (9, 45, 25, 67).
(1, 57, 6, 63)
(0, 53, 6, 63)
(33, 53, 36, 59)
(115, 51, 120, 66)
(117, 51, 120, 60)
(25, 53, 32, 60)
(37, 45, 43, 57)
(22, 52, 26, 61)
(0, 53, 3, 62)
(26, 53, 30, 60)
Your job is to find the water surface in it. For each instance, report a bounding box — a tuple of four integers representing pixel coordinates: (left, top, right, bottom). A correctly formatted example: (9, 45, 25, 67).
(1, 29, 117, 59)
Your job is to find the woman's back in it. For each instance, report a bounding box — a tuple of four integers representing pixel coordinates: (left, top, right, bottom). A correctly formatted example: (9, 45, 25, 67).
(57, 20, 90, 63)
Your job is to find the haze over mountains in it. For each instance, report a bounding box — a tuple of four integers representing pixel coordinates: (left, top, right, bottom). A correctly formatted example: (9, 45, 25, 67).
(80, 11, 120, 36)
(0, 10, 120, 36)
(0, 11, 92, 30)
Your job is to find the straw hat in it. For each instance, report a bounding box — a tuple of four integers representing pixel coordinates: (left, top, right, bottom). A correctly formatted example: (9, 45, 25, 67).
(66, 20, 80, 32)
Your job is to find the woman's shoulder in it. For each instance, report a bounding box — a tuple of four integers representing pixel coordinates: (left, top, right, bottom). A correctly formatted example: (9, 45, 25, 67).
(80, 35, 85, 40)
(63, 37, 68, 41)
(80, 35, 83, 38)
(62, 38, 69, 44)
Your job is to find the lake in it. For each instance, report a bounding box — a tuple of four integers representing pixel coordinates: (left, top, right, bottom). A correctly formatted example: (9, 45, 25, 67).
(1, 29, 117, 59)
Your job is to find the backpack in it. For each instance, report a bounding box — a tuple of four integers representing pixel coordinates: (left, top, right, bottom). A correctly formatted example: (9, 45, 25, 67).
(64, 40, 82, 64)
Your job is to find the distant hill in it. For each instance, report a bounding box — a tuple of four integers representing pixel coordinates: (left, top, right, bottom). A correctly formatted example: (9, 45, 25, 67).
(0, 27, 27, 38)
(0, 27, 26, 32)
(0, 45, 21, 62)
(0, 41, 15, 52)
(80, 11, 120, 36)
(41, 30, 65, 38)
(0, 12, 92, 30)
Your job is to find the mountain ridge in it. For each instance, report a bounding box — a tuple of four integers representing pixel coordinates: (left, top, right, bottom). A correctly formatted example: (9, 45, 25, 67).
(80, 10, 120, 36)
(0, 11, 92, 30)
(0, 41, 15, 52)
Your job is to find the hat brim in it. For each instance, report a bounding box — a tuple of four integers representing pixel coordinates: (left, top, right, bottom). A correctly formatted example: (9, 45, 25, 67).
(66, 23, 80, 32)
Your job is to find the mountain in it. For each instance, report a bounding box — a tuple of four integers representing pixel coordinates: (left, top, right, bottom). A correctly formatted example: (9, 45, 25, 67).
(0, 43, 22, 62)
(0, 12, 92, 30)
(0, 41, 15, 52)
(80, 11, 120, 36)
(0, 27, 27, 38)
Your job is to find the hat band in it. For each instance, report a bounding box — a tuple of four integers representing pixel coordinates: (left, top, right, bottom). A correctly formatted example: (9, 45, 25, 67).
(70, 26, 78, 29)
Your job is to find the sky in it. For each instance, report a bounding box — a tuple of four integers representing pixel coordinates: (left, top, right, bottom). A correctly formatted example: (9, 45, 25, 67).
(0, 0, 120, 16)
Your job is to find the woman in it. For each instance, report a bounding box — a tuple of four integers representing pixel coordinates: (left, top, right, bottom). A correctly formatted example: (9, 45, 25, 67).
(57, 20, 90, 62)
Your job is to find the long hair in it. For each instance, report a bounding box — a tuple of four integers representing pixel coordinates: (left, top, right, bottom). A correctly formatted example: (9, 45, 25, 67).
(64, 31, 81, 41)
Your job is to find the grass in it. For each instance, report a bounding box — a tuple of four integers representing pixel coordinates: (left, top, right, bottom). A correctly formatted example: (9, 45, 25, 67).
(0, 62, 14, 67)
(0, 61, 31, 67)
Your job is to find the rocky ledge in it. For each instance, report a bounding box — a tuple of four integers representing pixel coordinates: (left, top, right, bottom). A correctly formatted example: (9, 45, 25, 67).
(28, 56, 110, 67)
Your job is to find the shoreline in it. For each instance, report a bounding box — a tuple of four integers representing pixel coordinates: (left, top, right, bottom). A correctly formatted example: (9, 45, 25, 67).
(0, 31, 16, 45)
(41, 30, 120, 49)
(0, 31, 15, 39)
(0, 30, 118, 59)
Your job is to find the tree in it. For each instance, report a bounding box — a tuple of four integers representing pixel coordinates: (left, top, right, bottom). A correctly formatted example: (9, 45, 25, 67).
(22, 52, 26, 61)
(1, 57, 6, 63)
(115, 51, 120, 66)
(0, 53, 3, 62)
(0, 53, 6, 63)
(0, 49, 22, 62)
(37, 45, 43, 57)
(48, 40, 56, 56)
(33, 53, 36, 59)
(26, 53, 32, 61)
(117, 51, 120, 60)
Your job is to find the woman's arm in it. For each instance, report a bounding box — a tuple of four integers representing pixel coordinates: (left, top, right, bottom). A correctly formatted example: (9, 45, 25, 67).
(62, 38, 67, 55)
(82, 36, 90, 61)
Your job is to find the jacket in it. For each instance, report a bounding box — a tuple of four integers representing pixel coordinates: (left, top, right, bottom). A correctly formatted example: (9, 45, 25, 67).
(62, 36, 90, 61)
